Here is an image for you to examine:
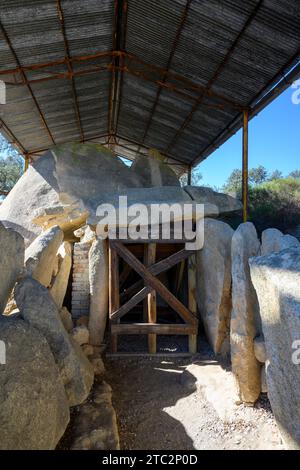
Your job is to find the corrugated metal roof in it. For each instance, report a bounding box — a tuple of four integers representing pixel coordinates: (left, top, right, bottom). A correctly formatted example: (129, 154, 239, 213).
(0, 0, 299, 168)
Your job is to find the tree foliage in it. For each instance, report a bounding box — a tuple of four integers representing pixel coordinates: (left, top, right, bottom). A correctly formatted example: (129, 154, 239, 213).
(222, 169, 242, 195)
(222, 165, 294, 196)
(223, 166, 300, 232)
(249, 178, 300, 232)
(268, 169, 283, 180)
(0, 134, 23, 194)
(180, 168, 203, 187)
(249, 165, 268, 185)
(288, 169, 300, 179)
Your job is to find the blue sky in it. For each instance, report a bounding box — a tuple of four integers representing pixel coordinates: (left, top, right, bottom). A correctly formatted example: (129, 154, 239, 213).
(195, 85, 300, 189)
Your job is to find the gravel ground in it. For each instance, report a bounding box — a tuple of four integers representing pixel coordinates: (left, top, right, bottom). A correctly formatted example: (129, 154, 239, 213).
(105, 337, 283, 450)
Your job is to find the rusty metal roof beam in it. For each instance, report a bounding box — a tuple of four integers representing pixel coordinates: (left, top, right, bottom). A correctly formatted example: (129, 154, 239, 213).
(141, 0, 192, 144)
(115, 0, 128, 135)
(26, 133, 109, 157)
(56, 0, 84, 142)
(0, 118, 27, 157)
(1, 50, 243, 110)
(4, 64, 216, 109)
(107, 1, 118, 138)
(165, 0, 263, 154)
(108, 0, 128, 139)
(0, 51, 118, 77)
(126, 52, 243, 110)
(0, 21, 55, 145)
(4, 62, 238, 112)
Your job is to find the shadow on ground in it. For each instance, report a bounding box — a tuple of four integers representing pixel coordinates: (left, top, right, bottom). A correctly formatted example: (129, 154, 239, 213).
(105, 357, 197, 450)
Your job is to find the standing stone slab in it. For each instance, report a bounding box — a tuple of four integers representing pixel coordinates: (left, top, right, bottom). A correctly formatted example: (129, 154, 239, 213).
(231, 222, 261, 404)
(15, 276, 94, 407)
(131, 151, 180, 187)
(59, 306, 73, 332)
(49, 242, 72, 308)
(88, 238, 109, 345)
(250, 247, 300, 449)
(25, 225, 63, 287)
(0, 315, 69, 449)
(0, 222, 24, 314)
(261, 228, 299, 256)
(196, 219, 234, 354)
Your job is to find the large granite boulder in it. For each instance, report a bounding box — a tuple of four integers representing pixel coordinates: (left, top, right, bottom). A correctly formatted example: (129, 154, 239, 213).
(92, 186, 218, 231)
(184, 186, 242, 215)
(131, 150, 180, 187)
(0, 222, 24, 314)
(249, 247, 300, 449)
(0, 143, 223, 246)
(49, 242, 72, 308)
(15, 276, 94, 407)
(25, 225, 63, 288)
(0, 143, 143, 245)
(88, 238, 109, 346)
(196, 218, 234, 354)
(0, 315, 69, 449)
(230, 222, 261, 404)
(261, 228, 300, 255)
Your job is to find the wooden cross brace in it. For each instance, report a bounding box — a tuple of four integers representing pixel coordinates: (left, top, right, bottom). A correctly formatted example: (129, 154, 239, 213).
(108, 240, 198, 354)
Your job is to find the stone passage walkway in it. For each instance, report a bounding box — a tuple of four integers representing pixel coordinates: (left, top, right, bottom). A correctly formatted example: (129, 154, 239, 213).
(105, 339, 283, 450)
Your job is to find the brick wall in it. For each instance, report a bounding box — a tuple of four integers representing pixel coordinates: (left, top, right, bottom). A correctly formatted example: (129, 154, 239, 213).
(71, 242, 90, 319)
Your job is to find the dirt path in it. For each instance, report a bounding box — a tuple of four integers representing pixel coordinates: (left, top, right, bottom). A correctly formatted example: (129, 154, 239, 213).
(105, 339, 283, 450)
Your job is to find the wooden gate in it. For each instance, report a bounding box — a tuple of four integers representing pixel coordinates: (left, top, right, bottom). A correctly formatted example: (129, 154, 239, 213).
(108, 239, 198, 355)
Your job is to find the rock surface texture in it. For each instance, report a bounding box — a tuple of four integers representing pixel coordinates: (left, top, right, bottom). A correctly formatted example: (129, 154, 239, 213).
(250, 247, 300, 449)
(260, 228, 300, 256)
(24, 225, 63, 287)
(0, 143, 143, 245)
(0, 315, 69, 449)
(71, 325, 90, 346)
(131, 151, 180, 187)
(253, 336, 267, 363)
(49, 241, 72, 308)
(88, 238, 109, 345)
(184, 186, 242, 215)
(59, 306, 73, 332)
(231, 222, 261, 404)
(70, 381, 120, 450)
(196, 218, 234, 354)
(15, 276, 94, 407)
(0, 143, 227, 244)
(0, 222, 24, 314)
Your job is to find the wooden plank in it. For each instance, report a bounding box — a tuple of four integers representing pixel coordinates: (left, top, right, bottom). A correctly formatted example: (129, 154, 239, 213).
(109, 243, 119, 353)
(110, 286, 150, 321)
(144, 243, 157, 353)
(124, 243, 183, 258)
(119, 263, 132, 287)
(188, 253, 198, 354)
(121, 248, 194, 301)
(111, 323, 197, 335)
(143, 244, 150, 322)
(106, 352, 194, 358)
(119, 236, 193, 244)
(175, 259, 185, 297)
(111, 241, 198, 326)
